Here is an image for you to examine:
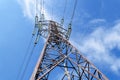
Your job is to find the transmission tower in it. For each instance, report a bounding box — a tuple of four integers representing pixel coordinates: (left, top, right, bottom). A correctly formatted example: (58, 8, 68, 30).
(25, 0, 109, 80)
(30, 19, 108, 80)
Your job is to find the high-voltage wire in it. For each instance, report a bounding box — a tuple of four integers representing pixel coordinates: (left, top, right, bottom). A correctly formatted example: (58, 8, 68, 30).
(62, 0, 67, 19)
(20, 45, 35, 80)
(40, 0, 44, 15)
(18, 0, 39, 79)
(66, 0, 78, 40)
(61, 0, 67, 25)
(43, 0, 45, 14)
(35, 0, 38, 16)
(63, 0, 67, 18)
(40, 0, 42, 15)
(70, 0, 78, 23)
(16, 36, 33, 80)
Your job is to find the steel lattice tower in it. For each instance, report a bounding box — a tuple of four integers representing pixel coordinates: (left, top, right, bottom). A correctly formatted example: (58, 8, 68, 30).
(30, 20, 108, 80)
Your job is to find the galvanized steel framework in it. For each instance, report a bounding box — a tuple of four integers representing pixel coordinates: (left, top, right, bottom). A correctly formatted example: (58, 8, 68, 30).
(30, 20, 108, 80)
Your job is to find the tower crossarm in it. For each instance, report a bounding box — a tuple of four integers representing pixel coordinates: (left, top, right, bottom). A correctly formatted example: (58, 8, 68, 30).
(35, 20, 68, 39)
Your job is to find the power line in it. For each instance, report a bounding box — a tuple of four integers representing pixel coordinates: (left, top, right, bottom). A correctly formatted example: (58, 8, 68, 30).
(63, 0, 67, 19)
(70, 0, 78, 23)
(61, 0, 67, 26)
(40, 0, 42, 17)
(16, 1, 38, 79)
(40, 0, 44, 14)
(16, 36, 33, 80)
(43, 0, 45, 14)
(66, 0, 78, 40)
(39, 0, 45, 21)
(20, 45, 35, 80)
(35, 0, 38, 16)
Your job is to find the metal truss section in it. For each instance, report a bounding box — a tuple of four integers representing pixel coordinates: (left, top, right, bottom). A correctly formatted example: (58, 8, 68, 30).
(35, 20, 68, 39)
(30, 21, 108, 80)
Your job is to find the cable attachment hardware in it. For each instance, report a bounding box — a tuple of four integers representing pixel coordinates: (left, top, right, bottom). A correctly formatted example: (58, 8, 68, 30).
(61, 18, 64, 26)
(32, 16, 39, 36)
(66, 23, 72, 40)
(40, 14, 45, 21)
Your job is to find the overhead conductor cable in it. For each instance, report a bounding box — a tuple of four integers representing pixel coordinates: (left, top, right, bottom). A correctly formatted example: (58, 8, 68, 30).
(18, 0, 38, 80)
(70, 0, 78, 23)
(16, 36, 33, 80)
(33, 0, 39, 36)
(67, 0, 78, 39)
(20, 45, 35, 80)
(61, 0, 67, 26)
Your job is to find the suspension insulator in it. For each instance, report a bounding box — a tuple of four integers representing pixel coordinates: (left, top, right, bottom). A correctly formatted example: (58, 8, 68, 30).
(35, 16, 38, 27)
(38, 21, 42, 30)
(34, 33, 40, 44)
(32, 16, 38, 36)
(61, 18, 64, 26)
(67, 23, 72, 39)
(32, 28, 37, 36)
(40, 14, 45, 21)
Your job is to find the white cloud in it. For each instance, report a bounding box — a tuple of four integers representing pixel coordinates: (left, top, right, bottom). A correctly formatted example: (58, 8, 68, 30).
(89, 19, 106, 24)
(17, 0, 35, 19)
(71, 19, 120, 74)
(17, 0, 51, 20)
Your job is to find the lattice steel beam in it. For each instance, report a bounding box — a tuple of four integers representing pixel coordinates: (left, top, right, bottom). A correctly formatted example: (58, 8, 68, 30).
(30, 20, 108, 80)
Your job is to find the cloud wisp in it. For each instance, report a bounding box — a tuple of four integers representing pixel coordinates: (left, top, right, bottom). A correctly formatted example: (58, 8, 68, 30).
(17, 0, 51, 20)
(71, 19, 120, 74)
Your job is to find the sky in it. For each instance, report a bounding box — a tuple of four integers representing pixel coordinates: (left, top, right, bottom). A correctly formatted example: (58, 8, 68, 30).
(0, 0, 120, 80)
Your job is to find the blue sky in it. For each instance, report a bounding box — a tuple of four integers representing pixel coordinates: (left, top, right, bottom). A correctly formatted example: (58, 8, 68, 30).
(0, 0, 120, 80)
